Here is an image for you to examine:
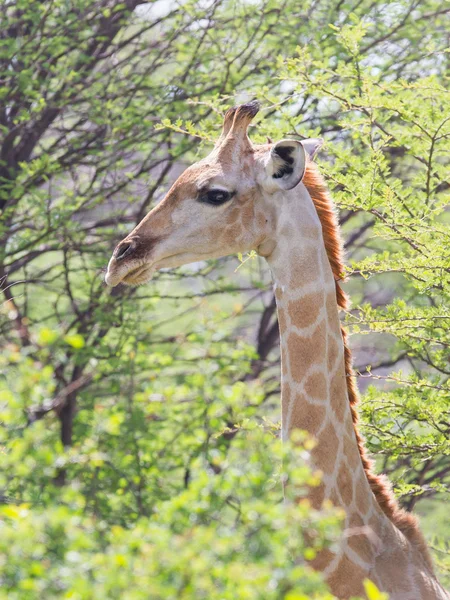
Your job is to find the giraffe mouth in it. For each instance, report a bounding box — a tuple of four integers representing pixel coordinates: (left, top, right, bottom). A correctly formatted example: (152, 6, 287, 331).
(105, 251, 182, 287)
(105, 261, 155, 287)
(105, 247, 227, 287)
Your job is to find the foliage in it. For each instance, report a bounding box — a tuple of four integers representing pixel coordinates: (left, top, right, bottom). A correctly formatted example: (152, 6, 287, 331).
(0, 426, 341, 599)
(276, 22, 450, 512)
(1, 0, 449, 595)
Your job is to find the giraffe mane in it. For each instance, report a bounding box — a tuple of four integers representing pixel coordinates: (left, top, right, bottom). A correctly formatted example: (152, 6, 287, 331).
(302, 161, 434, 570)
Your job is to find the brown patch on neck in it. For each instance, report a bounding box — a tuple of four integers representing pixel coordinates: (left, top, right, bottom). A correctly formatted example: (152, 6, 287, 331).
(303, 162, 434, 571)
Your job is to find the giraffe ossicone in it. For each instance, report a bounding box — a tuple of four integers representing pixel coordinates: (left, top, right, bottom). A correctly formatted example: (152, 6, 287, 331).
(105, 102, 449, 600)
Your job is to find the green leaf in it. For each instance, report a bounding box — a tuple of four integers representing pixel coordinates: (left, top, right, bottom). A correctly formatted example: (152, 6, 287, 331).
(64, 334, 85, 349)
(38, 327, 58, 346)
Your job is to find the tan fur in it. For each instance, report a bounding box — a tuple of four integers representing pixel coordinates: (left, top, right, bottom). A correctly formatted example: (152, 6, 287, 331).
(288, 292, 323, 329)
(288, 321, 327, 383)
(347, 514, 376, 562)
(311, 421, 340, 475)
(327, 552, 367, 597)
(304, 371, 328, 401)
(290, 396, 326, 435)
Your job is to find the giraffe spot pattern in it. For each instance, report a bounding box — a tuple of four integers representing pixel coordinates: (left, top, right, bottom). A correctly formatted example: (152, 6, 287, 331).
(344, 431, 362, 472)
(288, 291, 323, 330)
(287, 321, 327, 383)
(355, 475, 371, 515)
(290, 397, 326, 436)
(326, 290, 341, 330)
(278, 307, 288, 334)
(228, 208, 241, 223)
(309, 547, 335, 572)
(326, 552, 367, 598)
(330, 370, 348, 422)
(309, 481, 326, 509)
(327, 333, 340, 371)
(304, 371, 328, 402)
(289, 246, 321, 287)
(338, 461, 354, 506)
(311, 421, 339, 475)
(346, 514, 376, 563)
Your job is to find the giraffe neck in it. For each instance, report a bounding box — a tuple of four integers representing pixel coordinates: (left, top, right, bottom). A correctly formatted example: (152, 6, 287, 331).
(266, 190, 379, 519)
(264, 185, 391, 583)
(263, 185, 448, 598)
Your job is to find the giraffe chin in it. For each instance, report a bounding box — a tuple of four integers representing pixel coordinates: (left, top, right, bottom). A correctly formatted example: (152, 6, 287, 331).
(105, 263, 155, 287)
(121, 264, 155, 286)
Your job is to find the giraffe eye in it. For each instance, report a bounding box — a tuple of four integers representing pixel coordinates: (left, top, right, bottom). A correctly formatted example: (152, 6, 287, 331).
(199, 189, 233, 206)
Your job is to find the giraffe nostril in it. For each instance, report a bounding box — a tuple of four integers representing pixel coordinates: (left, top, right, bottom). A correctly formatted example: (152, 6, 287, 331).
(115, 242, 134, 261)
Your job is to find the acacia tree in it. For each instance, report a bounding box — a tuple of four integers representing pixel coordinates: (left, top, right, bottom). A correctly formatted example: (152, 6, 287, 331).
(1, 0, 449, 595)
(0, 0, 296, 483)
(274, 20, 450, 575)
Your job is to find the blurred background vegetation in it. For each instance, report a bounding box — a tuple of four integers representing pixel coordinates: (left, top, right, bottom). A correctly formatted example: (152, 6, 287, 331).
(0, 0, 449, 597)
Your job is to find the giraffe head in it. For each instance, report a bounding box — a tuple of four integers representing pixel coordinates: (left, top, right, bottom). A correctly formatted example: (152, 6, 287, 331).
(105, 102, 322, 287)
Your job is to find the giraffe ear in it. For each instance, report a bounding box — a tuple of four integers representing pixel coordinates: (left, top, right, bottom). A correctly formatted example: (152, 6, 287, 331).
(266, 138, 324, 191)
(268, 140, 306, 191)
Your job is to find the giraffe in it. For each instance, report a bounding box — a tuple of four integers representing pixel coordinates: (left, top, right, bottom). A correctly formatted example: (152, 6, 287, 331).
(105, 102, 449, 600)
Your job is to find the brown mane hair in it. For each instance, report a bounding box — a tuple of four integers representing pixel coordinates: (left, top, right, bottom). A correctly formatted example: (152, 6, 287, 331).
(303, 161, 433, 569)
